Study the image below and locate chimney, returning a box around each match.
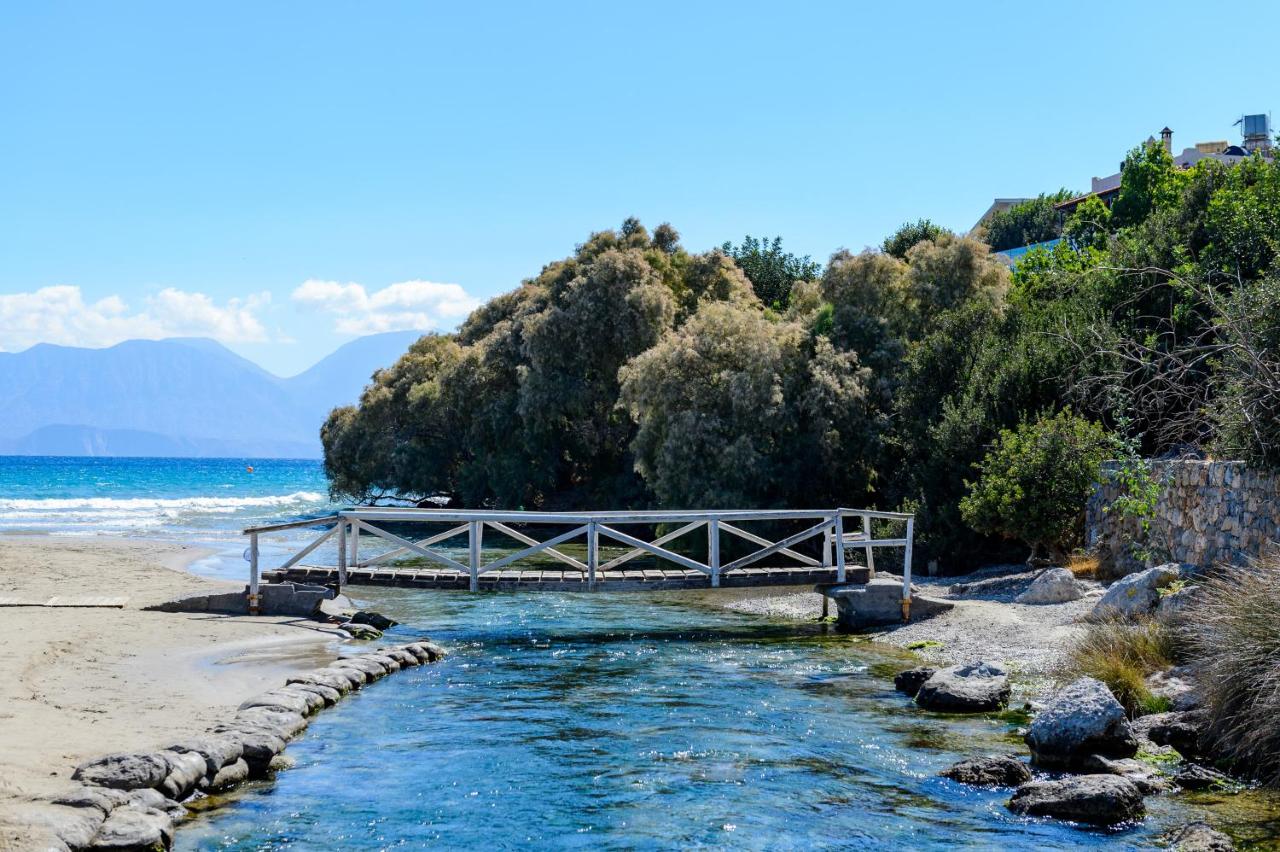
[1160,126,1173,154]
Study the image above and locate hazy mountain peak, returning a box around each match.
[0,332,419,458]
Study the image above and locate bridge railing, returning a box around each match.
[242,507,914,611]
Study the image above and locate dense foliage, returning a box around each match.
[959,410,1110,558]
[323,145,1280,570]
[980,190,1074,252]
[720,236,820,309]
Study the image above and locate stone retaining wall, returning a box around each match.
[1087,460,1280,577]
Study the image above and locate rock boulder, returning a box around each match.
[893,667,935,698]
[1092,564,1183,620]
[1007,775,1145,825]
[1145,710,1209,759]
[350,610,398,630]
[72,752,169,791]
[90,804,175,850]
[1169,821,1234,851]
[1173,764,1232,791]
[1015,567,1083,604]
[915,662,1010,713]
[940,755,1031,787]
[1025,677,1137,768]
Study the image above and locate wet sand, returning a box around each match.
[0,535,341,841]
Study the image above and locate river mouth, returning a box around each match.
[175,589,1280,850]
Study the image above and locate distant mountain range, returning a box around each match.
[0,332,421,458]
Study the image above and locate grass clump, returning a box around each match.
[1063,617,1175,717]
[1066,553,1100,579]
[906,640,944,650]
[1180,557,1280,786]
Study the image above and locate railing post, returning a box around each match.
[863,513,875,578]
[336,518,348,591]
[833,512,846,584]
[469,520,482,592]
[823,526,833,568]
[902,517,914,621]
[248,532,260,615]
[587,520,598,591]
[709,519,720,587]
[350,520,359,569]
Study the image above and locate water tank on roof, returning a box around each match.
[1242,114,1270,138]
[1239,113,1272,153]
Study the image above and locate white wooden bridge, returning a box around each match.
[245,507,914,611]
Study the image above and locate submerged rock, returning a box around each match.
[350,610,398,630]
[338,622,382,640]
[1092,564,1183,620]
[1025,677,1137,768]
[893,667,935,698]
[1169,821,1234,851]
[1015,567,1083,604]
[1080,754,1172,794]
[915,662,1010,712]
[940,755,1031,787]
[1007,774,1145,825]
[1173,764,1233,791]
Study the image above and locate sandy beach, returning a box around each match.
[0,535,342,842]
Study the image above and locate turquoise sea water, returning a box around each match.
[0,455,337,578]
[3,457,1276,849]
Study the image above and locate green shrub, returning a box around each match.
[1180,557,1280,784]
[959,409,1110,560]
[1063,618,1175,717]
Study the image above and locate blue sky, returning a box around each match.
[1,1,1276,375]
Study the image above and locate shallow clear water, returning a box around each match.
[5,457,1276,849]
[172,589,1277,851]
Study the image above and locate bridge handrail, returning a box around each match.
[241,506,914,616]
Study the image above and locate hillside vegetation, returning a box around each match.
[323,144,1280,569]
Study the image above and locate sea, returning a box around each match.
[3,456,1275,850]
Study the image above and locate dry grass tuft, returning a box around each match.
[1063,618,1175,717]
[1180,556,1280,785]
[1066,553,1100,579]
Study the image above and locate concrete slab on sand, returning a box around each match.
[822,577,954,631]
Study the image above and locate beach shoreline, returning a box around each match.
[0,533,342,844]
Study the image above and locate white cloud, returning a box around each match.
[0,285,270,352]
[291,278,481,336]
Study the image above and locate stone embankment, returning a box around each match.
[1088,460,1280,578]
[13,639,446,851]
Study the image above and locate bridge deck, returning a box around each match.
[264,564,873,592]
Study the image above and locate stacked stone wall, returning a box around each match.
[1087,460,1280,576]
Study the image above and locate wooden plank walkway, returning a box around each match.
[262,564,873,592]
